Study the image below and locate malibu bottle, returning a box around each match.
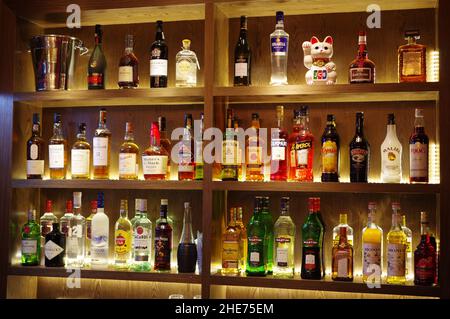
[246,197,266,276]
[350,112,370,183]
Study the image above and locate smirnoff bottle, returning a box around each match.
[381,114,402,183]
[270,11,289,85]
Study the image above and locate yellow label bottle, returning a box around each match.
[386,202,407,285]
[362,202,383,283]
[114,200,132,269]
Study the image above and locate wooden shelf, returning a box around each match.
[213,83,440,104]
[210,273,440,298]
[11,179,203,190]
[8,265,201,284]
[13,88,205,108]
[212,181,440,194]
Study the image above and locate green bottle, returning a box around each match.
[246,197,266,276]
[21,209,41,266]
[260,196,274,274]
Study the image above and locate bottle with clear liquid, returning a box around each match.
[60,200,74,237]
[114,199,132,269]
[177,202,197,273]
[66,192,86,268]
[270,11,289,86]
[132,199,152,271]
[401,214,413,279]
[332,213,354,247]
[362,202,383,283]
[386,202,407,285]
[273,197,295,278]
[91,192,109,269]
[85,200,97,265]
[381,113,402,183]
[176,39,199,87]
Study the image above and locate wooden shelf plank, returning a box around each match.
[210,274,440,297]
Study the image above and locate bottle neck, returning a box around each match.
[339,227,348,244]
[32,124,41,137]
[299,115,309,131]
[407,37,416,45]
[95,35,102,46]
[276,114,285,130]
[156,28,164,41]
[391,210,401,229]
[414,117,425,132]
[339,214,348,225]
[357,37,368,59]
[386,123,397,137]
[239,28,248,41]
[53,122,63,137]
[355,118,364,136]
[367,209,376,225]
[124,129,134,142]
[275,21,284,30]
[180,206,194,243]
[160,205,168,219]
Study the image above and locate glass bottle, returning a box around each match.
[234,117,245,181]
[21,209,41,266]
[71,123,91,180]
[66,192,86,268]
[142,122,169,180]
[321,114,340,182]
[381,113,402,183]
[221,109,238,181]
[158,117,173,178]
[154,199,172,271]
[26,113,45,179]
[40,200,58,238]
[176,39,199,87]
[409,108,429,183]
[178,114,195,180]
[246,197,267,276]
[88,24,106,90]
[260,197,274,274]
[270,11,289,86]
[44,223,66,267]
[93,109,112,179]
[85,200,97,265]
[235,207,247,271]
[331,226,354,281]
[234,15,251,86]
[222,208,241,275]
[119,122,140,180]
[401,214,413,279]
[349,112,370,183]
[194,113,204,180]
[414,211,437,286]
[118,34,139,89]
[132,199,152,271]
[246,113,264,181]
[60,199,74,236]
[177,202,197,273]
[349,30,376,83]
[150,20,168,88]
[386,202,407,285]
[48,113,67,180]
[332,213,353,247]
[114,199,132,269]
[91,192,109,269]
[273,197,295,278]
[398,30,426,83]
[270,106,288,181]
[362,202,383,283]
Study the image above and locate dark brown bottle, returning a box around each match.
[27,113,45,179]
[44,223,66,267]
[154,199,172,271]
[118,34,139,89]
[234,16,251,86]
[349,112,370,183]
[150,21,168,88]
[321,114,340,182]
[88,24,106,90]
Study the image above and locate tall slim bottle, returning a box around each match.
[273,197,295,278]
[301,198,324,279]
[401,214,413,279]
[178,114,195,180]
[40,200,58,265]
[118,34,139,89]
[150,20,168,88]
[194,113,204,180]
[27,113,45,179]
[386,202,407,285]
[93,109,111,179]
[154,199,172,271]
[114,199,132,269]
[260,197,274,274]
[246,197,266,276]
[48,113,67,179]
[85,200,97,265]
[132,199,152,271]
[270,11,289,85]
[66,192,86,268]
[221,109,238,181]
[409,108,429,183]
[91,192,109,269]
[246,113,264,181]
[362,202,383,283]
[350,112,370,183]
[177,202,197,273]
[270,106,288,181]
[235,207,247,272]
[321,114,340,182]
[60,199,74,236]
[222,208,241,275]
[88,24,106,90]
[234,16,251,86]
[381,113,402,183]
[71,123,91,180]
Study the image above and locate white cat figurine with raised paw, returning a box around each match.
[302,36,337,85]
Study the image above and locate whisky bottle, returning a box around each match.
[142,122,169,180]
[381,114,402,183]
[246,113,264,181]
[410,108,429,183]
[88,24,106,90]
[177,202,197,273]
[48,113,67,180]
[85,200,97,265]
[270,106,288,181]
[332,213,354,247]
[321,114,340,182]
[178,114,195,180]
[273,197,295,278]
[398,30,427,83]
[349,112,370,183]
[154,199,172,271]
[118,34,139,89]
[114,199,132,269]
[362,202,383,283]
[349,30,376,83]
[270,11,289,85]
[401,214,413,279]
[132,199,152,271]
[414,211,437,286]
[150,20,168,88]
[221,109,238,181]
[93,109,112,179]
[91,192,109,269]
[246,197,267,276]
[158,117,172,178]
[222,208,241,275]
[44,223,66,267]
[194,113,204,180]
[27,113,45,179]
[331,226,354,281]
[234,16,251,86]
[71,123,91,179]
[119,122,140,180]
[21,209,41,266]
[386,202,407,285]
[176,39,199,87]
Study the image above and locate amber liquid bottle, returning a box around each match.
[27,113,45,179]
[331,226,354,281]
[118,34,139,89]
[349,30,376,84]
[142,122,169,180]
[93,109,112,179]
[221,109,239,181]
[321,114,340,182]
[158,117,172,178]
[154,199,172,271]
[246,113,264,181]
[48,113,67,180]
[119,122,140,180]
[71,123,91,180]
[398,30,427,83]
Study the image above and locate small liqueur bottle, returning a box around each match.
[401,214,413,279]
[270,106,288,181]
[234,15,251,86]
[71,123,91,180]
[349,30,376,83]
[332,213,354,247]
[119,122,140,180]
[381,114,402,183]
[349,112,370,183]
[27,113,45,179]
[85,200,97,265]
[362,202,383,283]
[158,116,172,178]
[118,34,139,89]
[93,109,112,179]
[398,30,427,83]
[222,208,241,275]
[270,11,289,85]
[409,108,429,183]
[60,199,74,236]
[91,192,109,269]
[246,197,267,276]
[273,197,295,278]
[288,106,314,182]
[21,209,41,266]
[386,202,407,285]
[178,114,195,180]
[221,109,239,181]
[132,199,152,271]
[114,199,132,269]
[150,20,168,88]
[154,199,172,271]
[194,113,204,180]
[246,113,264,181]
[176,39,199,87]
[321,114,340,182]
[66,192,86,268]
[88,24,106,90]
[414,211,437,286]
[177,202,197,273]
[142,122,169,180]
[48,113,67,180]
[44,223,66,267]
[331,226,354,281]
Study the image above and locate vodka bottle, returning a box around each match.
[66,192,86,268]
[91,192,109,269]
[270,11,289,86]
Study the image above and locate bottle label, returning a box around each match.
[235,62,248,77]
[154,232,171,265]
[350,148,368,170]
[336,251,349,278]
[70,225,83,238]
[223,140,238,165]
[290,141,312,167]
[93,137,109,167]
[321,140,338,173]
[30,144,39,160]
[382,145,401,179]
[88,73,104,86]
[71,149,90,176]
[133,226,151,256]
[22,239,37,254]
[305,254,316,270]
[363,243,381,276]
[40,221,53,237]
[387,243,406,277]
[349,67,372,82]
[415,257,435,282]
[247,146,262,165]
[271,36,288,56]
[118,66,133,83]
[91,232,109,260]
[66,237,79,255]
[402,51,422,76]
[150,59,168,76]
[49,144,65,169]
[222,240,239,269]
[119,153,137,176]
[250,251,260,263]
[115,229,131,255]
[195,140,203,164]
[410,143,428,178]
[276,247,288,267]
[44,240,64,260]
[178,143,194,172]
[27,160,44,176]
[248,236,264,267]
[271,138,287,161]
[142,155,168,175]
[176,60,196,82]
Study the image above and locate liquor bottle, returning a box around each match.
[119,122,140,180]
[154,199,172,271]
[71,123,91,180]
[114,199,132,269]
[321,114,340,182]
[150,20,168,88]
[246,197,266,276]
[177,202,197,273]
[85,200,97,265]
[349,112,370,183]
[221,109,239,181]
[44,223,65,267]
[132,199,152,271]
[288,106,314,182]
[410,108,429,183]
[91,192,109,269]
[362,202,383,283]
[222,208,241,275]
[26,113,45,179]
[332,213,354,247]
[273,197,295,278]
[48,113,67,180]
[143,122,169,180]
[301,197,324,280]
[246,113,264,181]
[331,226,354,281]
[158,116,173,178]
[88,24,106,90]
[176,39,199,87]
[381,114,402,183]
[21,209,41,266]
[66,192,86,268]
[414,211,437,286]
[118,34,139,89]
[386,202,407,285]
[315,200,326,278]
[194,113,204,180]
[260,197,274,274]
[40,200,58,260]
[349,30,376,83]
[178,114,195,180]
[234,16,251,86]
[270,11,289,86]
[235,207,247,271]
[270,106,288,181]
[93,109,111,179]
[398,30,426,83]
[401,214,413,279]
[234,117,245,181]
[60,200,74,236]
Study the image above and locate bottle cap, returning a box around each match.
[415,108,424,118]
[158,116,166,132]
[308,197,315,211]
[125,122,133,133]
[53,113,61,123]
[182,39,191,49]
[392,202,401,210]
[32,113,40,124]
[327,114,335,122]
[90,200,97,210]
[45,199,52,212]
[240,16,248,29]
[251,113,259,120]
[420,211,428,223]
[368,202,377,210]
[73,192,82,208]
[300,105,309,116]
[97,192,105,209]
[184,202,191,209]
[280,197,290,211]
[95,24,102,36]
[388,113,395,124]
[404,30,420,39]
[276,11,284,24]
[276,105,284,117]
[79,123,87,133]
[184,113,193,128]
[156,20,163,26]
[314,197,321,212]
[161,199,168,206]
[136,199,147,212]
[28,209,36,221]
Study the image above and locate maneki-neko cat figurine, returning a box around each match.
[302,36,337,85]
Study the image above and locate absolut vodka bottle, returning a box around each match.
[270,11,289,86]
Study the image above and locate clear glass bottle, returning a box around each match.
[332,213,354,247]
[119,122,140,180]
[235,207,247,271]
[26,113,45,179]
[177,202,197,273]
[401,214,413,280]
[60,200,74,237]
[221,109,239,181]
[386,202,407,285]
[48,113,67,180]
[270,11,289,85]
[21,209,41,266]
[222,208,241,275]
[260,197,274,274]
[362,202,383,283]
[142,122,169,180]
[273,197,295,278]
[114,199,132,269]
[118,34,139,89]
[71,123,91,180]
[176,39,199,87]
[398,30,426,83]
[381,113,402,183]
[91,192,109,269]
[65,192,86,268]
[93,109,112,179]
[85,200,97,265]
[132,199,152,271]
